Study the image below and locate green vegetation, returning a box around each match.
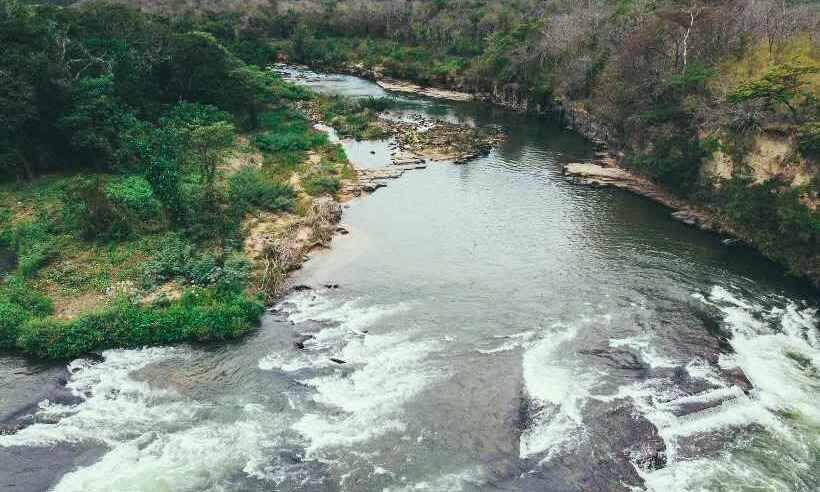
[721,177,819,279]
[16,287,264,360]
[0,0,354,359]
[310,95,395,140]
[0,0,818,364]
[214,0,816,285]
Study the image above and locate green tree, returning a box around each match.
[729,64,820,123]
[58,76,140,169]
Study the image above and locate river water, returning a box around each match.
[1,69,818,492]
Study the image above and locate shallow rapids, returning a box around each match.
[1,68,817,492]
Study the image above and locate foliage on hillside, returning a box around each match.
[0,0,355,358]
[141,0,818,283]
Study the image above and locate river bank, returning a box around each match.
[1,65,818,492]
[295,61,818,290]
[254,92,506,296]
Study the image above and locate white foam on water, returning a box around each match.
[0,347,292,491]
[519,323,596,461]
[258,351,330,372]
[0,347,191,448]
[383,466,482,492]
[260,292,411,372]
[633,285,820,490]
[54,419,270,492]
[639,455,794,492]
[609,334,677,368]
[271,292,441,456]
[278,292,411,346]
[476,330,535,354]
[293,332,443,454]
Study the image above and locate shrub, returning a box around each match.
[62,176,124,240]
[142,233,253,287]
[228,167,296,213]
[0,301,27,349]
[797,122,820,159]
[723,177,819,274]
[142,232,195,284]
[105,175,163,222]
[0,275,53,316]
[631,135,708,194]
[15,287,264,359]
[303,174,340,196]
[355,97,399,113]
[12,218,57,277]
[0,275,53,350]
[253,129,327,152]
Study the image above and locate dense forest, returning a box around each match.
[0,0,818,358]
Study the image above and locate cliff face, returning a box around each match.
[703,133,816,199]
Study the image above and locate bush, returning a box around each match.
[723,177,819,274]
[12,218,57,277]
[355,97,399,113]
[15,287,265,359]
[105,175,163,222]
[0,275,53,316]
[0,275,53,349]
[228,167,296,213]
[142,232,195,284]
[303,174,340,196]
[142,233,254,287]
[253,129,328,152]
[63,176,130,240]
[797,122,820,158]
[0,301,27,349]
[631,135,708,194]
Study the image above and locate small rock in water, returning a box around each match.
[292,284,312,292]
[580,348,646,371]
[330,358,347,365]
[324,283,340,289]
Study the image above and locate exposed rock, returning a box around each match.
[329,358,347,365]
[377,78,475,102]
[563,162,732,236]
[579,348,646,371]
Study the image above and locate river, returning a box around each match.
[0,68,818,492]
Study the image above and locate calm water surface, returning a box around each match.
[1,69,817,492]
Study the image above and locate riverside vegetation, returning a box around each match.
[1,0,818,358]
[0,0,498,360]
[113,0,818,287]
[0,0,397,359]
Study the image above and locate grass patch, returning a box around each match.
[15,286,264,360]
[229,167,297,213]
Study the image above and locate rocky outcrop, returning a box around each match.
[562,161,731,235]
[558,101,612,146]
[340,163,428,199]
[376,78,474,102]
